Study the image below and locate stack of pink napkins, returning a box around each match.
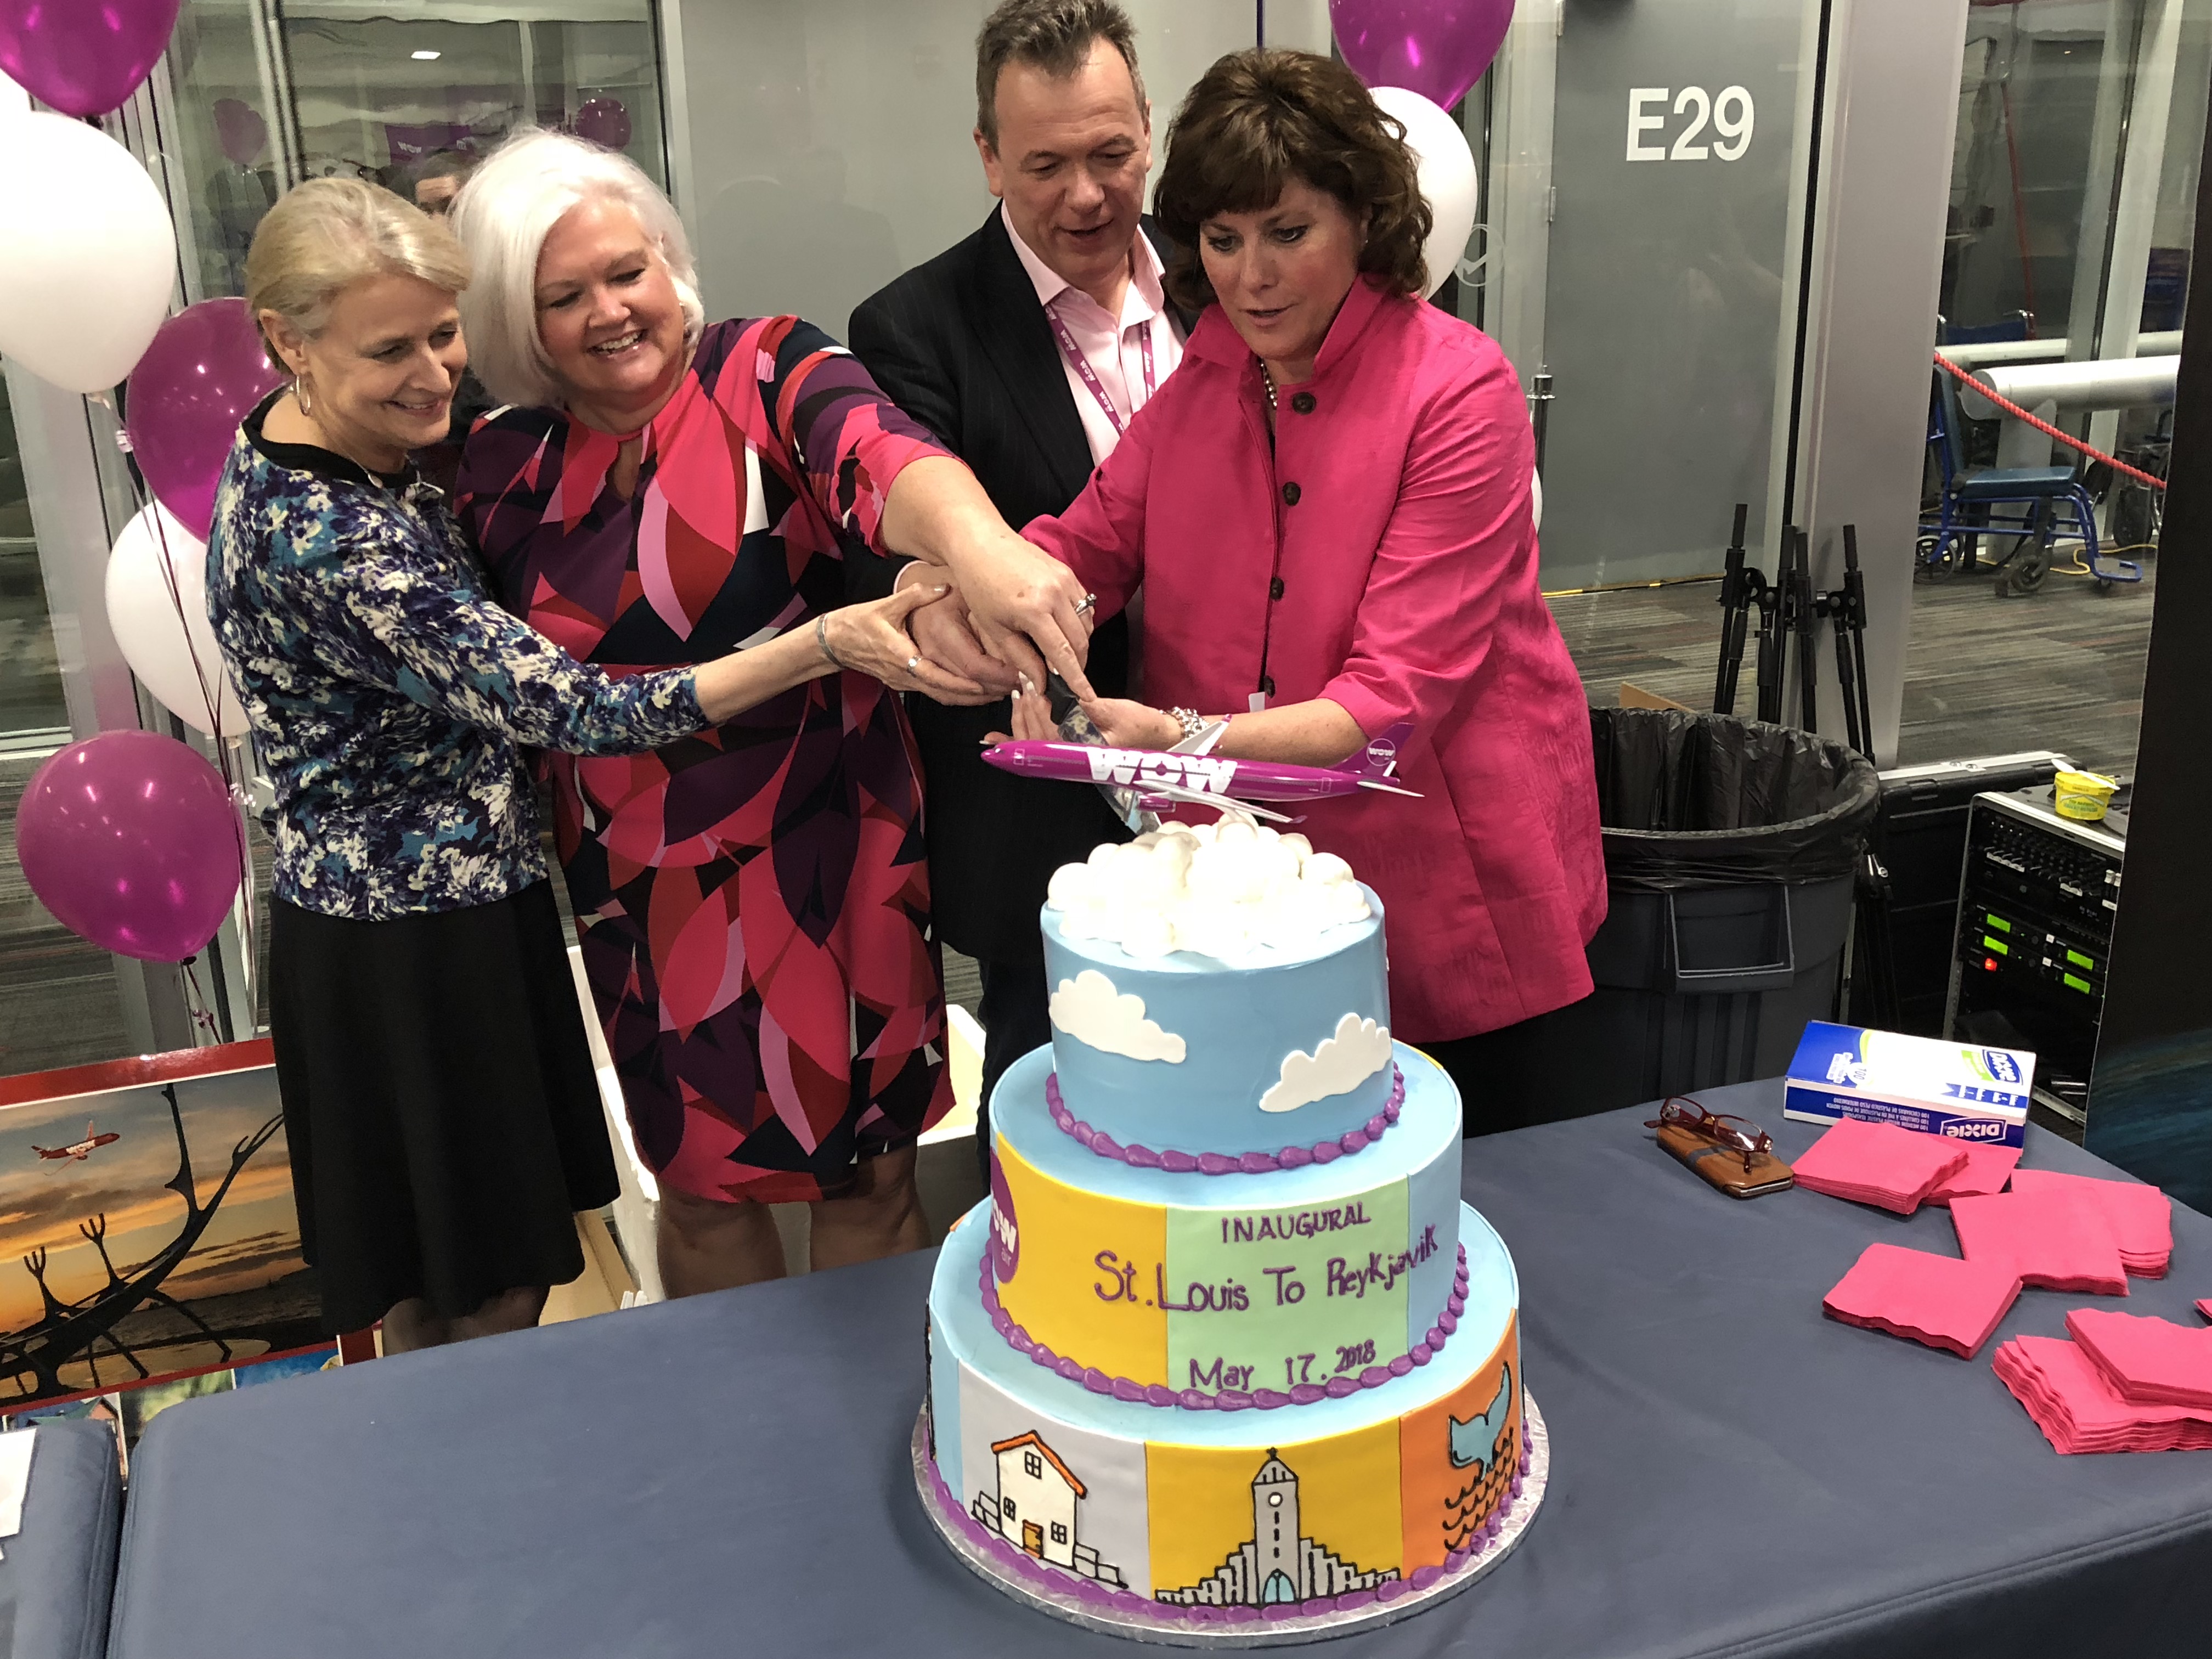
[2066,1309,2212,1408]
[1822,1242,2022,1357]
[1790,1120,1968,1215]
[1994,1332,2212,1453]
[2008,1170,2172,1277]
[1949,1188,2130,1295]
[1925,1142,2023,1206]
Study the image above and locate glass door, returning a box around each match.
[1474,0,1828,590]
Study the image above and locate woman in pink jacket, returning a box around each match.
[998,48,1605,1132]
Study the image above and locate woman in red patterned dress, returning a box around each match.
[453,131,1092,1294]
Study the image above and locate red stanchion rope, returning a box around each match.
[1933,349,2168,492]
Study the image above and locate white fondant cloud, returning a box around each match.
[1259,1012,1391,1113]
[1045,815,1370,963]
[1049,969,1188,1064]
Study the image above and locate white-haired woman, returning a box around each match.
[452,129,1089,1295]
[208,177,960,1350]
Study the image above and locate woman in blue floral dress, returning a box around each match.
[210,179,967,1348]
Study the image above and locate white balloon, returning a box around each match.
[105,503,249,736]
[1370,87,1480,302]
[0,112,177,392]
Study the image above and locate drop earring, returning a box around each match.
[294,377,313,417]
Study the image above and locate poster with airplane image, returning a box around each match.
[0,1041,320,1405]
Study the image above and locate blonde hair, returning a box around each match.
[447,128,705,411]
[244,178,472,373]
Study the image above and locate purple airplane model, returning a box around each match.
[980,718,1420,825]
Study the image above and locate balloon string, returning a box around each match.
[138,481,235,748]
[125,460,261,1039]
[180,957,223,1043]
[227,754,259,1036]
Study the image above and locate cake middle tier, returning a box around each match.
[989,1043,1465,1402]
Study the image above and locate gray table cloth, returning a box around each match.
[1,1419,121,1659]
[108,1081,2212,1657]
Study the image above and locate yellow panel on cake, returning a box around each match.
[1146,1421,1404,1607]
[992,1124,1169,1386]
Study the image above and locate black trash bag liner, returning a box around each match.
[1590,707,1879,892]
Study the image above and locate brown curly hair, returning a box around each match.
[1153,49,1431,313]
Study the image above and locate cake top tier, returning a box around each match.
[1035,820,1394,1159]
[1045,815,1372,968]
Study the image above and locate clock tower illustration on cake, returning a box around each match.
[1156,1450,1397,1608]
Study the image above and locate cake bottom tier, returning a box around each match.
[924,1197,1530,1633]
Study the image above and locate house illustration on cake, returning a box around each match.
[1156,1449,1398,1607]
[969,1432,1127,1588]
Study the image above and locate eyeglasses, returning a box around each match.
[1643,1096,1775,1166]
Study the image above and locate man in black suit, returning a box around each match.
[849,0,1187,1172]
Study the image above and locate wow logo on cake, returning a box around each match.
[989,1150,1021,1283]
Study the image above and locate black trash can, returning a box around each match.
[1542,708,1880,1120]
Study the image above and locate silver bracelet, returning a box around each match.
[1170,706,1205,743]
[815,613,849,671]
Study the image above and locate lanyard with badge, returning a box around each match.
[1043,304,1156,437]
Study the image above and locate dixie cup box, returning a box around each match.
[1782,1022,2035,1148]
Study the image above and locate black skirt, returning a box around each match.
[269,881,619,1333]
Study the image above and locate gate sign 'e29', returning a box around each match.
[1627,87,1754,162]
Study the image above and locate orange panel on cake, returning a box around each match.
[1397,1312,1521,1572]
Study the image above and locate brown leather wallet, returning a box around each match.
[1655,1122,1795,1198]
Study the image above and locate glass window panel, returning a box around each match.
[1942,14,2111,340]
[0,374,69,742]
[157,1,280,300]
[275,4,666,196]
[1492,0,1826,589]
[674,1,1259,343]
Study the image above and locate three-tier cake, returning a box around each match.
[916,817,1545,1643]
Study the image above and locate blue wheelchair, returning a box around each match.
[1920,317,2142,597]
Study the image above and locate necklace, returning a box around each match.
[1259,360,1278,411]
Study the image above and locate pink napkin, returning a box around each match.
[1790,1120,1969,1215]
[2007,1170,2172,1277]
[1994,1334,2212,1453]
[2065,1309,2212,1409]
[1949,1189,2129,1295]
[1822,1242,2022,1358]
[1925,1142,2024,1206]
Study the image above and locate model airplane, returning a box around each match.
[33,1120,121,1162]
[981,719,1420,825]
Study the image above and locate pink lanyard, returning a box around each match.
[1045,302,1156,436]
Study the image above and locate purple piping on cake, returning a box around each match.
[978,1245,1470,1411]
[1046,1068,1405,1172]
[921,1434,1521,1628]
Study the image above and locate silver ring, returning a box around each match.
[906,654,921,673]
[1074,593,1097,616]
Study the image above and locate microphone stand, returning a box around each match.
[1712,503,1753,715]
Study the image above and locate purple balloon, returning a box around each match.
[0,0,182,118]
[573,97,632,150]
[126,298,286,540]
[16,731,243,963]
[213,97,269,166]
[1330,0,1516,112]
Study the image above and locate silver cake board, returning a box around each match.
[912,1395,1550,1648]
